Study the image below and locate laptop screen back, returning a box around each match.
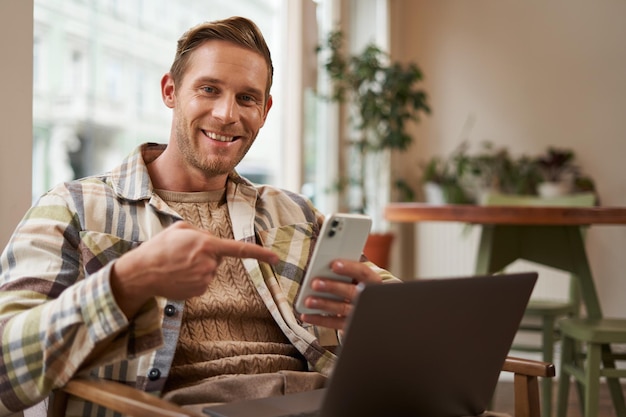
[319,272,537,417]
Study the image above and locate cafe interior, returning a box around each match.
[1,1,626,417]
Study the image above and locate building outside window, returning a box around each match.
[33,0,387,218]
[32,0,286,199]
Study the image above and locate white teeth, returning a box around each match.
[205,131,234,142]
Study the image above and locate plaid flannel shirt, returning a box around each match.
[0,143,397,416]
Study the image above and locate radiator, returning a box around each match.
[414,222,570,302]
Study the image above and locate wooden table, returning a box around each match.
[384,203,626,320]
[386,203,626,416]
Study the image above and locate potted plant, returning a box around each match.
[425,141,517,204]
[421,143,471,204]
[421,141,546,204]
[458,141,514,202]
[533,146,599,199]
[502,155,543,196]
[534,147,579,197]
[318,30,431,267]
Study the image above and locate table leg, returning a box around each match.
[476,224,602,318]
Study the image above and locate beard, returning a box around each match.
[174,115,255,178]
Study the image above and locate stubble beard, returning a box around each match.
[175,118,254,178]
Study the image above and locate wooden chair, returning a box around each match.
[481,192,596,417]
[52,356,555,417]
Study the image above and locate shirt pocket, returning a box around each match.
[257,222,318,290]
[79,231,141,275]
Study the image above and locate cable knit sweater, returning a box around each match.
[155,189,307,395]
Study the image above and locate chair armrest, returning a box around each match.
[57,357,555,417]
[58,378,199,417]
[502,356,555,417]
[503,356,556,378]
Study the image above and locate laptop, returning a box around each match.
[202,272,537,417]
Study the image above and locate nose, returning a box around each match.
[212,94,239,124]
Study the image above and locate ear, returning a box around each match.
[161,73,176,109]
[260,95,273,127]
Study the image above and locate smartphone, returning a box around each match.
[294,213,372,315]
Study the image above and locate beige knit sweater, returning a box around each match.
[156,189,308,394]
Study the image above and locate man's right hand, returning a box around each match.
[110,221,279,318]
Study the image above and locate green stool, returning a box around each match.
[511,298,579,417]
[556,318,626,417]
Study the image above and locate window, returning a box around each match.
[33,0,289,197]
[305,0,390,215]
[33,0,389,218]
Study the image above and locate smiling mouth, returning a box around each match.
[203,130,236,143]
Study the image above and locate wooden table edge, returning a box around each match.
[384,203,626,225]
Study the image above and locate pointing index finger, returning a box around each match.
[217,239,279,265]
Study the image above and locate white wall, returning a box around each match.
[0,0,33,248]
[390,0,626,317]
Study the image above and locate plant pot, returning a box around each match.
[363,232,394,270]
[423,182,446,204]
[423,182,469,205]
[537,181,571,198]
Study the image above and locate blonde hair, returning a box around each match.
[169,16,274,102]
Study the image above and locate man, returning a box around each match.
[0,16,396,416]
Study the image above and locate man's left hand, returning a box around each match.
[299,259,382,331]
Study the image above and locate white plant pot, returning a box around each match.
[423,182,446,204]
[537,181,571,198]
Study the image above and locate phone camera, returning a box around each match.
[328,218,341,237]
